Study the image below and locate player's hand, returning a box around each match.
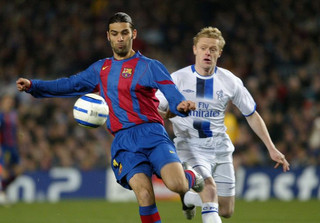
[177,100,196,113]
[269,148,290,172]
[16,78,31,91]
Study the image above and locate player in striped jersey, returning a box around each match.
[0,94,22,206]
[16,12,204,223]
[157,27,290,222]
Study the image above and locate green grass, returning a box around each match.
[0,199,319,223]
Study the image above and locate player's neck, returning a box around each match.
[195,64,215,76]
[114,49,136,60]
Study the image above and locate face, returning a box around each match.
[107,22,137,59]
[193,37,222,75]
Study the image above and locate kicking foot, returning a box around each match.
[182,162,204,192]
[181,194,196,220]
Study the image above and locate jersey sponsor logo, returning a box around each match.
[190,109,220,117]
[191,102,220,117]
[121,68,133,78]
[182,89,195,93]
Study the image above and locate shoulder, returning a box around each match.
[216,67,243,85]
[137,52,157,64]
[90,58,111,70]
[137,53,165,68]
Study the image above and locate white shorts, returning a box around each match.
[175,136,236,197]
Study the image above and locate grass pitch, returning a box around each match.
[0,199,319,223]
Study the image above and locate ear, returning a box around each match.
[218,49,223,58]
[106,31,110,41]
[132,29,137,40]
[193,45,197,55]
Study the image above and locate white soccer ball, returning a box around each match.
[73,93,109,128]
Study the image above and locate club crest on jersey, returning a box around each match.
[216,90,224,101]
[122,68,133,78]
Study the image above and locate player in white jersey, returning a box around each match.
[156,27,290,223]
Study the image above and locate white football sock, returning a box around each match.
[202,202,222,223]
[184,191,202,207]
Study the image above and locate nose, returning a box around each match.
[118,35,124,41]
[205,49,211,55]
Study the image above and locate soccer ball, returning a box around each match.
[73,93,109,128]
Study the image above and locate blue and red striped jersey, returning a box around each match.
[0,111,18,147]
[28,52,187,134]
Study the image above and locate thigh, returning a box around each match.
[148,142,181,177]
[112,150,152,190]
[177,149,213,180]
[213,162,235,197]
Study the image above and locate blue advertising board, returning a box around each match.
[6,166,320,202]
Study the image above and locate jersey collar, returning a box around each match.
[191,64,217,78]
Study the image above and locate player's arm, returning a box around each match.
[16,63,101,98]
[245,111,290,172]
[155,90,178,119]
[151,61,195,116]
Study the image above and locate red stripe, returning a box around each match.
[185,170,195,188]
[100,59,122,132]
[135,84,164,125]
[117,58,141,124]
[140,212,161,223]
[156,80,174,85]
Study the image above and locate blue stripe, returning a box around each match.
[244,104,257,117]
[193,120,212,138]
[191,64,196,73]
[74,106,107,118]
[75,119,100,128]
[204,78,213,99]
[74,106,88,113]
[196,77,213,99]
[196,78,205,98]
[202,210,218,214]
[130,60,149,122]
[215,181,235,184]
[139,204,158,215]
[81,95,104,104]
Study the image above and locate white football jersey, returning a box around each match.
[157,65,256,139]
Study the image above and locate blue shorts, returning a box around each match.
[111,122,181,189]
[0,145,20,166]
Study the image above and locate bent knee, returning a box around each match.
[166,180,188,194]
[220,208,234,218]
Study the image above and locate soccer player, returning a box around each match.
[16,12,204,222]
[0,94,22,206]
[157,27,290,222]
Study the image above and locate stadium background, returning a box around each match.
[1,0,320,218]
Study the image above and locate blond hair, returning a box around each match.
[193,27,226,50]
